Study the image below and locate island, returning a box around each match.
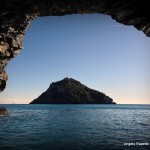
[30,77,116,104]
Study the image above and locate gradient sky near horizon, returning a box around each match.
[1,14,150,104]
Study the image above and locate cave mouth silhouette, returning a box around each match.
[0,0,150,92]
[1,13,148,105]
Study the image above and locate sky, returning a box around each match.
[0,14,150,104]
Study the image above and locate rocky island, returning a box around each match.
[30,78,116,104]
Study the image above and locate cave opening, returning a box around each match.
[1,14,150,104]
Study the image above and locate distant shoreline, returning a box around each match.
[1,103,150,105]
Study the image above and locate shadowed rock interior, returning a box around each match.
[0,0,150,91]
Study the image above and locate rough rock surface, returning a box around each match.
[0,107,8,115]
[30,77,115,104]
[0,0,150,91]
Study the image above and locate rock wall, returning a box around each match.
[0,0,150,91]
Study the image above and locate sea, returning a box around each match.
[0,104,149,150]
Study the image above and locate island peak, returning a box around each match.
[30,78,116,104]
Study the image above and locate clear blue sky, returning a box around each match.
[1,14,150,104]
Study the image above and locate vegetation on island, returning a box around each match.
[30,77,116,104]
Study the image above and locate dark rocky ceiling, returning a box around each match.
[0,0,150,91]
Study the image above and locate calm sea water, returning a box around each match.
[0,104,149,150]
